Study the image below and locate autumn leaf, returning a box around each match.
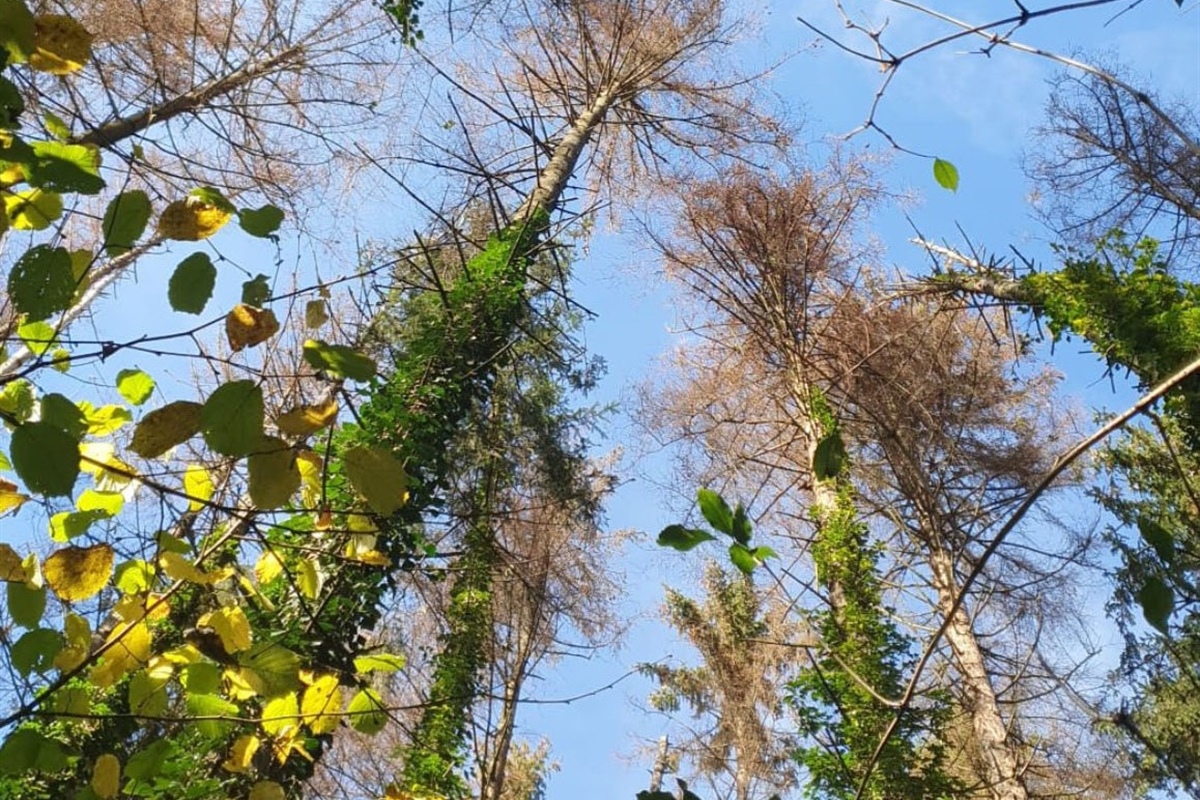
[222,734,261,774]
[157,197,232,241]
[343,444,408,515]
[28,14,93,75]
[183,464,214,512]
[199,606,253,654]
[301,673,342,734]
[90,753,120,799]
[276,397,338,437]
[226,304,280,351]
[43,543,114,602]
[129,401,202,459]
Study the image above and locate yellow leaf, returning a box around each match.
[79,442,137,491]
[0,543,25,581]
[350,550,391,567]
[296,450,323,509]
[91,753,120,799]
[199,606,252,654]
[261,692,299,737]
[5,188,62,230]
[248,436,300,509]
[53,611,91,671]
[254,551,284,585]
[0,477,29,518]
[276,398,338,437]
[91,620,151,687]
[129,400,202,460]
[249,781,286,800]
[29,14,92,75]
[43,543,113,602]
[224,666,258,700]
[159,551,233,586]
[301,674,342,734]
[112,593,169,622]
[343,444,409,515]
[226,304,280,352]
[222,734,261,774]
[183,464,213,512]
[296,559,321,600]
[157,198,232,241]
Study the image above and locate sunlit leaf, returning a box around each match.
[159,551,233,586]
[296,558,321,600]
[237,642,301,696]
[343,444,408,515]
[52,612,90,671]
[91,753,120,799]
[49,347,70,372]
[12,421,79,496]
[226,304,280,351]
[7,580,45,627]
[184,464,214,512]
[238,205,284,238]
[0,379,34,422]
[181,661,221,694]
[42,111,69,140]
[102,190,151,256]
[0,543,25,580]
[353,653,406,674]
[168,252,217,314]
[222,735,261,774]
[91,620,151,687]
[44,542,114,602]
[157,197,232,241]
[249,781,286,800]
[28,14,92,75]
[17,320,57,355]
[116,368,155,406]
[301,673,342,734]
[186,693,237,739]
[933,158,959,192]
[7,244,74,320]
[4,187,61,229]
[728,542,764,575]
[276,397,338,437]
[347,687,387,734]
[201,380,264,457]
[255,551,284,585]
[79,442,136,492]
[78,488,124,515]
[114,560,153,595]
[53,685,90,716]
[200,606,253,654]
[128,668,169,717]
[49,509,109,542]
[303,339,376,381]
[0,478,28,518]
[80,402,132,436]
[26,139,103,194]
[261,692,299,737]
[129,400,202,459]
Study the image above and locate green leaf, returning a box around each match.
[11,628,63,675]
[353,653,406,674]
[933,158,959,192]
[125,740,174,781]
[114,560,153,595]
[42,111,69,141]
[116,368,155,406]
[0,729,70,775]
[200,381,264,457]
[731,502,752,545]
[80,403,132,436]
[17,320,57,355]
[0,379,34,422]
[238,205,284,238]
[241,274,271,307]
[26,140,104,194]
[303,339,377,381]
[1137,517,1175,563]
[8,244,75,321]
[728,542,758,574]
[129,668,169,717]
[40,393,85,439]
[1137,575,1174,635]
[813,429,847,481]
[168,253,217,315]
[697,488,734,536]
[49,347,70,372]
[181,662,221,695]
[343,444,408,515]
[101,190,152,257]
[7,581,45,628]
[49,509,109,542]
[78,489,124,515]
[185,694,237,740]
[0,75,24,131]
[346,688,387,734]
[0,0,36,64]
[656,524,716,552]
[12,421,79,496]
[188,186,236,214]
[247,436,300,509]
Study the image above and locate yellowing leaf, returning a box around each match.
[157,197,232,241]
[183,464,214,512]
[261,692,299,737]
[224,666,259,700]
[301,674,342,734]
[222,734,261,774]
[305,299,329,329]
[0,477,28,517]
[226,304,280,352]
[5,187,62,230]
[159,551,232,586]
[249,781,286,800]
[276,398,338,437]
[129,400,202,459]
[347,687,387,734]
[343,445,408,515]
[77,488,124,516]
[29,14,92,75]
[296,559,321,600]
[91,753,120,799]
[296,450,323,509]
[254,551,284,585]
[53,612,90,671]
[0,543,25,581]
[43,543,114,602]
[199,606,252,654]
[248,436,300,509]
[91,620,151,687]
